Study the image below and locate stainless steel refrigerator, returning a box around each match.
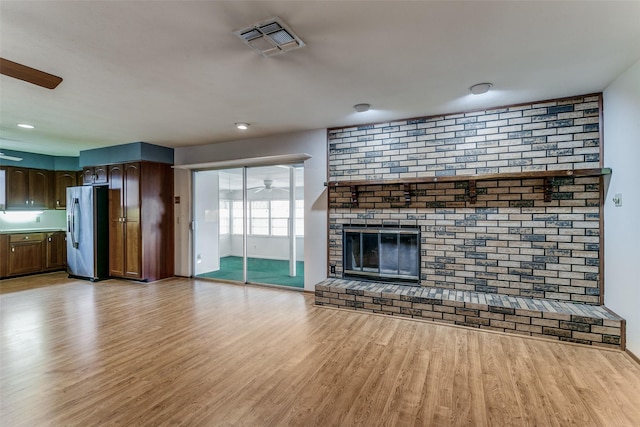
[66,185,109,281]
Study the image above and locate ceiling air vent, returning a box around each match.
[234,17,305,57]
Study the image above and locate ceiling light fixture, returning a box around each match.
[353,103,371,113]
[234,17,305,57]
[469,83,493,95]
[17,123,35,129]
[235,122,250,130]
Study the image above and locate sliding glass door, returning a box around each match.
[245,165,303,286]
[193,164,304,288]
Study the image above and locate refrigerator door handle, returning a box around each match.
[71,198,80,249]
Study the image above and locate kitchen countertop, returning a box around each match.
[0,228,65,234]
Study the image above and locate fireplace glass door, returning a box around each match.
[343,227,419,283]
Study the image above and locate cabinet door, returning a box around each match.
[46,232,66,269]
[123,163,141,279]
[8,235,45,276]
[94,165,109,184]
[108,164,125,277]
[82,167,95,185]
[0,235,8,278]
[28,169,50,209]
[6,167,30,208]
[54,171,77,209]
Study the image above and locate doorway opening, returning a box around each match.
[192,164,304,288]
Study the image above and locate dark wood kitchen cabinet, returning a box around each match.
[53,171,78,209]
[45,231,66,270]
[0,231,66,279]
[108,161,173,282]
[82,165,108,185]
[7,233,45,276]
[0,235,7,278]
[4,167,50,209]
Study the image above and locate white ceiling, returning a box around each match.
[1,1,639,157]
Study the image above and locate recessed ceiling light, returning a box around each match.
[469,83,493,95]
[353,103,371,113]
[235,122,250,130]
[17,123,34,129]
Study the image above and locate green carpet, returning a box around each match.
[197,256,304,288]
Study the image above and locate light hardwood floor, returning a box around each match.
[1,272,639,426]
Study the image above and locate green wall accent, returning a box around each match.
[0,149,79,170]
[79,142,174,167]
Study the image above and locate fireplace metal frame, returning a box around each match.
[342,226,420,283]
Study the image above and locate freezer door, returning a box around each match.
[66,186,96,278]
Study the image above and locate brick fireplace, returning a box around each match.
[316,93,626,349]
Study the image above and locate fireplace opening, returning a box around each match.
[343,227,420,283]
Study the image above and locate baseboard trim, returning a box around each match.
[626,348,640,365]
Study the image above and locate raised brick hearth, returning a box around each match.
[315,278,625,349]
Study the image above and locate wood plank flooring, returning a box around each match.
[1,272,639,426]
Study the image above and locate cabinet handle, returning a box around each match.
[26,200,29,206]
[31,200,34,205]
[11,247,15,252]
[24,236,29,240]
[48,237,52,242]
[56,200,60,206]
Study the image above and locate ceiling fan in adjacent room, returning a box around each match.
[251,179,275,193]
[0,57,63,89]
[248,179,289,195]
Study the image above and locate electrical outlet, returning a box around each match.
[330,264,336,274]
[612,193,622,207]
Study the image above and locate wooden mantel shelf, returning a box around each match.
[326,167,612,206]
[326,167,611,188]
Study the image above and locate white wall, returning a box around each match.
[173,168,191,277]
[173,129,328,292]
[193,171,220,275]
[603,59,640,355]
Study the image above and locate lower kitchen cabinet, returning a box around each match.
[7,233,45,276]
[46,231,66,270]
[0,231,67,279]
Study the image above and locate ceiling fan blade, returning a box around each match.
[0,152,23,161]
[0,57,63,89]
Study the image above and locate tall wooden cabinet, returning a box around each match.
[108,161,173,282]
